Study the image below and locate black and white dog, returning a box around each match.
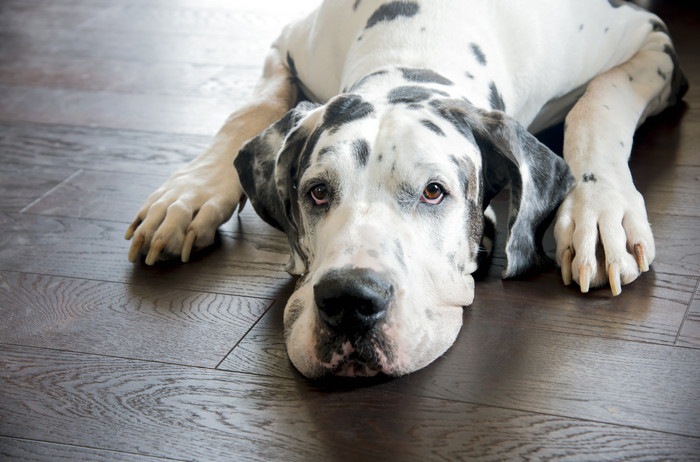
[126,0,687,378]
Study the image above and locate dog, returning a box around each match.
[125,0,687,378]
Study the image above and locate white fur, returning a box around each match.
[128,0,682,377]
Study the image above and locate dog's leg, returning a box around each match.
[554,26,686,295]
[125,48,298,264]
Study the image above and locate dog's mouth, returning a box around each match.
[318,338,394,377]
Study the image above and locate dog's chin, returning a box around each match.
[328,360,382,377]
[318,338,393,377]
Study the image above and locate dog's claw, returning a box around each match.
[634,243,649,272]
[124,219,140,240]
[561,248,573,286]
[608,262,622,296]
[579,265,591,293]
[145,239,165,266]
[182,229,196,263]
[128,234,145,262]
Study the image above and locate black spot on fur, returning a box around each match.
[420,119,446,136]
[347,70,389,93]
[429,100,478,143]
[393,239,407,270]
[318,146,336,159]
[296,127,324,186]
[388,86,435,104]
[663,44,689,105]
[470,43,487,66]
[650,19,670,35]
[353,0,362,11]
[657,67,668,80]
[399,68,453,85]
[352,138,371,167]
[286,53,298,81]
[365,1,419,29]
[608,0,645,11]
[582,173,597,183]
[489,82,506,111]
[323,94,375,132]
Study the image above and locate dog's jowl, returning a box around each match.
[126,0,687,378]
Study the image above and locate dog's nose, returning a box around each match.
[313,268,393,332]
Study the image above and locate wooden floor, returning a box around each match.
[1,0,699,460]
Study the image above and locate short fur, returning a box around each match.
[127,0,687,378]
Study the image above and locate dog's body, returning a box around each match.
[126,0,687,378]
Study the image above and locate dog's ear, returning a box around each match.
[235,101,322,275]
[432,100,574,278]
[474,110,574,277]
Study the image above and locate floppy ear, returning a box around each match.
[473,110,574,277]
[432,100,574,278]
[235,101,321,275]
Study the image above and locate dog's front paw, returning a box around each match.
[553,175,654,296]
[125,162,242,265]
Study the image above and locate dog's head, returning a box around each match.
[236,90,572,378]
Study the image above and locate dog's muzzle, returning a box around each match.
[313,267,394,334]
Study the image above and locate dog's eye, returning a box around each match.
[310,184,330,205]
[421,183,445,205]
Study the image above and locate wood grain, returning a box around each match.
[677,286,700,348]
[0,121,209,174]
[22,168,284,237]
[0,271,271,367]
[391,318,700,437]
[0,437,178,462]
[2,345,699,462]
[0,162,76,212]
[0,84,237,135]
[0,213,293,299]
[218,301,295,378]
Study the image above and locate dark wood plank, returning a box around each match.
[0,437,179,462]
[2,345,699,462]
[390,319,700,438]
[0,213,293,299]
[0,0,106,31]
[76,3,300,38]
[22,168,283,237]
[632,164,700,217]
[0,55,229,97]
[0,162,77,213]
[0,121,208,174]
[647,212,700,277]
[677,286,700,348]
[0,271,270,367]
[0,84,235,135]
[218,301,292,378]
[0,26,271,67]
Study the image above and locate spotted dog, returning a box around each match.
[125,0,687,378]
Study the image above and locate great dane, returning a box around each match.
[125,0,687,378]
